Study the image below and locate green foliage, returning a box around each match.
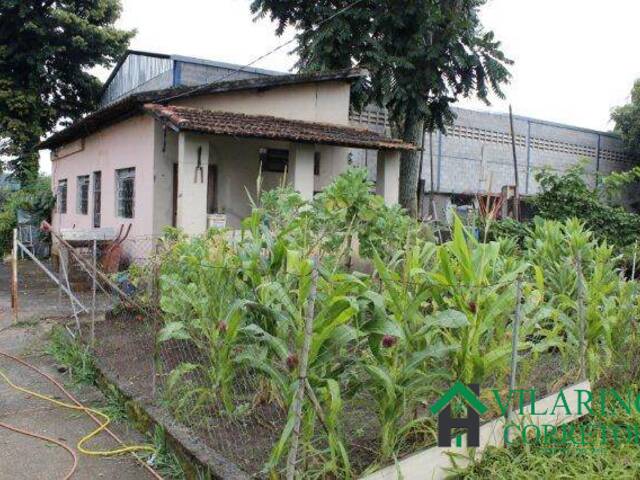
[314,167,413,262]
[529,165,640,248]
[0,175,55,254]
[250,0,511,214]
[149,426,186,480]
[0,0,133,183]
[148,170,637,477]
[482,218,529,246]
[47,326,97,385]
[526,218,637,379]
[612,79,640,159]
[459,403,640,478]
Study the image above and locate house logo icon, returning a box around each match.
[430,381,489,447]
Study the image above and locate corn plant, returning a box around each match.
[156,232,248,416]
[526,218,635,380]
[429,216,527,384]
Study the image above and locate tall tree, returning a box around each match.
[612,79,640,160]
[251,0,511,216]
[0,0,133,184]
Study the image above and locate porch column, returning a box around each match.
[376,149,400,205]
[291,143,315,200]
[177,132,209,235]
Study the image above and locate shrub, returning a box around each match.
[0,175,55,254]
[529,165,640,248]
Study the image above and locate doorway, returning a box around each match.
[172,163,178,227]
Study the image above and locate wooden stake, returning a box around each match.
[632,240,637,280]
[508,105,520,221]
[286,257,318,480]
[507,276,523,421]
[91,239,97,346]
[576,253,587,380]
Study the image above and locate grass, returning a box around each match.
[149,426,186,480]
[47,326,97,385]
[458,342,640,479]
[458,412,640,479]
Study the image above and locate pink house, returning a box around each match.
[39,56,413,252]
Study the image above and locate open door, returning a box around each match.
[207,164,217,214]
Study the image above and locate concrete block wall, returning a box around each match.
[350,105,637,207]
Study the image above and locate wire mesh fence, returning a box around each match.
[8,223,635,479]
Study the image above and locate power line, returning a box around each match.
[161,0,365,104]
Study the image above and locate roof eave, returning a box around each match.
[40,68,371,151]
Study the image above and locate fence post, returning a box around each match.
[576,253,587,380]
[91,239,97,346]
[507,276,523,422]
[632,240,637,280]
[286,256,318,480]
[11,228,18,323]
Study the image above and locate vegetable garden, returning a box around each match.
[90,168,640,479]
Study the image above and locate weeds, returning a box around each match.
[148,426,186,480]
[47,326,97,385]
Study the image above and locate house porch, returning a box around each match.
[148,105,413,235]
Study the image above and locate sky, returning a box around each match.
[40,0,640,172]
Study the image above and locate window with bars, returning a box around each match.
[57,179,67,214]
[115,167,135,218]
[76,175,89,214]
[93,171,101,228]
[259,148,289,172]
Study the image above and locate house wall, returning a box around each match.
[152,124,179,236]
[173,81,351,125]
[51,115,156,238]
[151,131,353,230]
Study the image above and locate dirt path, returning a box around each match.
[0,261,156,480]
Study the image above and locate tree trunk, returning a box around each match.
[398,111,424,217]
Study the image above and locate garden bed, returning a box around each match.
[83,170,638,479]
[90,310,571,478]
[91,312,390,476]
[92,312,278,477]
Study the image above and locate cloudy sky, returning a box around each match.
[41,0,640,171]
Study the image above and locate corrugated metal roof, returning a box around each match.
[41,68,368,150]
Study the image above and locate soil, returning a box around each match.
[90,311,390,476]
[92,313,286,477]
[90,310,571,478]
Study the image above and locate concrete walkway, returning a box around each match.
[0,261,156,480]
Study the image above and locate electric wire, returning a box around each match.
[160,0,366,104]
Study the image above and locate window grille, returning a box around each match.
[57,179,67,214]
[116,167,135,218]
[93,171,102,228]
[76,175,89,215]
